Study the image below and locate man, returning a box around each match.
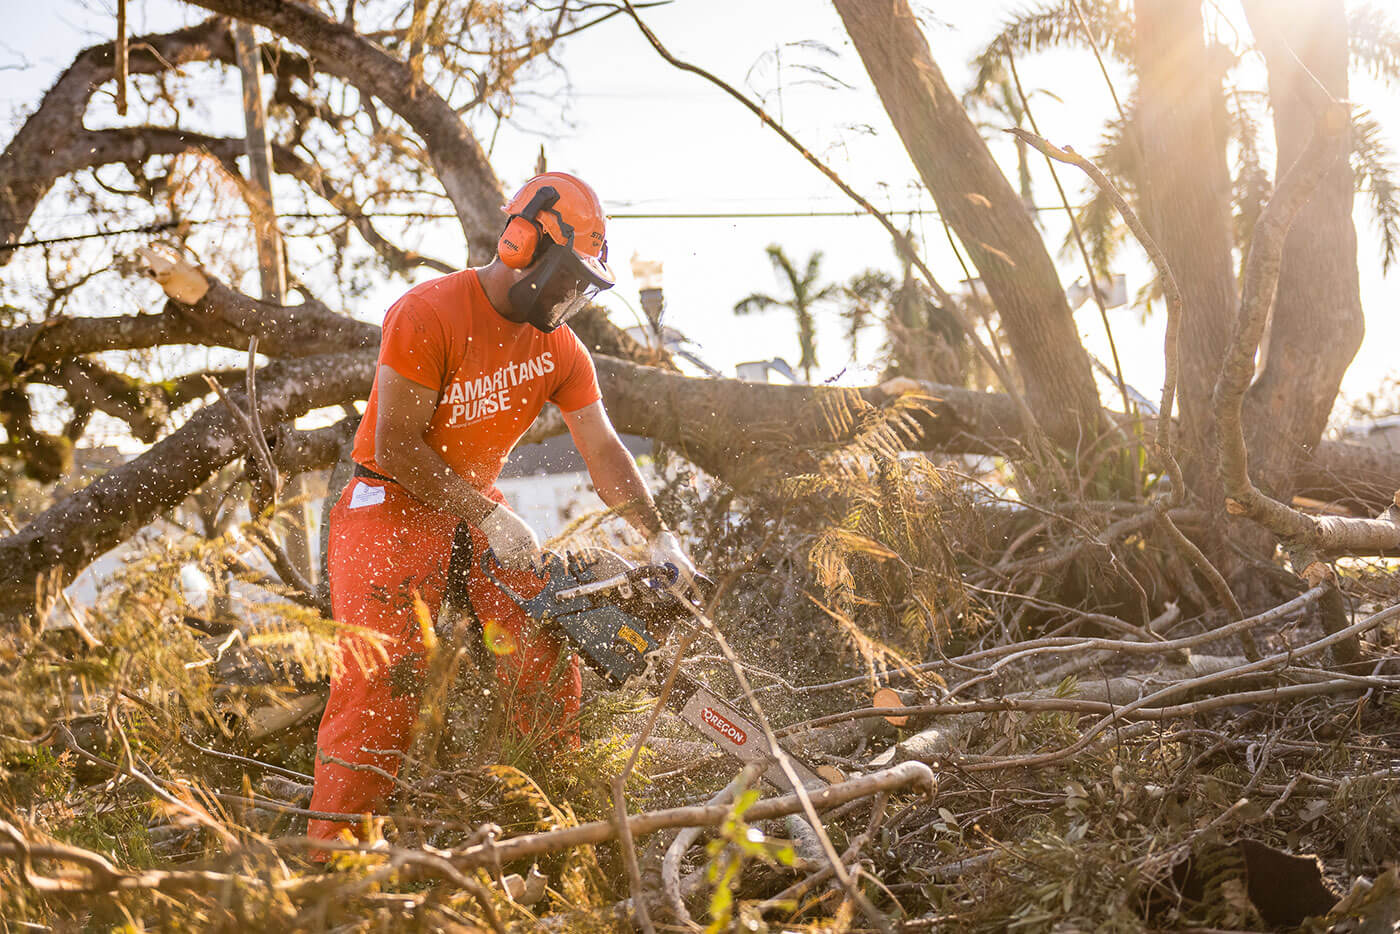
[308,171,695,847]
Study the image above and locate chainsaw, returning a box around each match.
[446,538,828,793]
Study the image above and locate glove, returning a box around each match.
[648,530,697,591]
[478,503,541,571]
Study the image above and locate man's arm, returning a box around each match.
[563,401,665,538]
[565,401,697,584]
[373,366,541,571]
[373,365,498,524]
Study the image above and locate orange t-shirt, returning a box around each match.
[351,269,601,491]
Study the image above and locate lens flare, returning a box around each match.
[482,619,517,656]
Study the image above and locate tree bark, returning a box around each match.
[1133,0,1238,505]
[1240,0,1364,501]
[832,0,1104,450]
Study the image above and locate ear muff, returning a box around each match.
[498,215,541,269]
[498,185,565,270]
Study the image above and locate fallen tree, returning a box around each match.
[4,3,1400,927]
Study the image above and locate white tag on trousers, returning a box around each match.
[348,481,386,509]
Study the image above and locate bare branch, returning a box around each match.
[181,0,505,260]
[445,762,935,870]
[0,18,235,262]
[0,350,376,620]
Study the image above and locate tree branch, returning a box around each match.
[0,18,235,262]
[181,0,505,260]
[30,124,455,277]
[0,350,376,620]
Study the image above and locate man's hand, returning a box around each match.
[479,504,542,571]
[649,530,697,590]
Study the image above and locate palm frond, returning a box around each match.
[841,269,895,357]
[969,0,1135,98]
[847,269,896,303]
[803,249,826,289]
[764,243,803,296]
[1349,2,1400,84]
[1353,114,1400,272]
[1061,108,1138,278]
[1069,189,1128,283]
[733,292,781,315]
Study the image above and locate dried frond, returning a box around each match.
[1064,108,1139,285]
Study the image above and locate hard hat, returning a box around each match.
[498,172,615,332]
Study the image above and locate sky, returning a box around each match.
[3,0,1398,425]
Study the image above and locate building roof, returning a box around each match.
[500,432,652,478]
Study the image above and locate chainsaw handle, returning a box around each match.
[477,548,554,613]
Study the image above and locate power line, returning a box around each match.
[609,209,931,219]
[2,201,1093,253]
[0,220,179,252]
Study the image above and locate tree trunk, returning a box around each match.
[0,353,1001,622]
[1240,0,1363,501]
[1133,0,1238,506]
[4,309,1398,623]
[832,0,1104,451]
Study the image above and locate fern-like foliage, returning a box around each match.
[793,399,981,670]
[1353,113,1400,272]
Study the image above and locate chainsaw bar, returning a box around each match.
[668,670,826,793]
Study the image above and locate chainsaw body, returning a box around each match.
[479,549,683,687]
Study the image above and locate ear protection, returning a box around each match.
[498,186,566,269]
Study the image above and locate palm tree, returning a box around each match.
[841,268,896,359]
[734,244,842,382]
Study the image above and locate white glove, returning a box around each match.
[648,530,697,590]
[479,504,541,571]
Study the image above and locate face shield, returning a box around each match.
[508,235,615,333]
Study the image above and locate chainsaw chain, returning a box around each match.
[620,611,706,695]
[622,644,666,694]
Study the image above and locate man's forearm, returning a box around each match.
[589,444,665,538]
[378,437,497,525]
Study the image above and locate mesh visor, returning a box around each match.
[538,282,608,331]
[528,239,615,331]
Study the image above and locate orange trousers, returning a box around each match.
[308,478,581,845]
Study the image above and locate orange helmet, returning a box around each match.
[497,172,615,332]
[499,172,609,269]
